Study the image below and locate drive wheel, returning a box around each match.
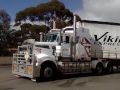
[95,63,103,75]
[106,63,113,74]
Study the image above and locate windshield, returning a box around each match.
[45,33,58,42]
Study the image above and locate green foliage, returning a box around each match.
[19,23,50,41]
[20,23,50,33]
[16,11,26,22]
[29,25,50,40]
[0,9,11,31]
[0,9,11,50]
[15,0,74,28]
[76,14,81,22]
[30,25,50,33]
[52,19,67,29]
[21,23,32,31]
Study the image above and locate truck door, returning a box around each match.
[61,35,71,59]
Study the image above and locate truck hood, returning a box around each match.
[33,42,58,57]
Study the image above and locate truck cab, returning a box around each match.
[12,29,62,80]
[12,26,93,81]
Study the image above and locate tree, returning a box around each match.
[76,14,81,22]
[0,10,11,55]
[30,25,50,40]
[55,19,67,29]
[21,23,32,31]
[0,10,11,49]
[18,23,49,41]
[15,1,73,28]
[0,9,11,31]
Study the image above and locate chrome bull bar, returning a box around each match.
[12,53,39,78]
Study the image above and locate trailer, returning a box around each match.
[12,16,120,81]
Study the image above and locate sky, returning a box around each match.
[0,0,120,23]
[0,0,83,21]
[76,0,120,23]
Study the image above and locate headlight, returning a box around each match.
[24,51,29,61]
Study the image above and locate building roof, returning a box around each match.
[82,20,120,26]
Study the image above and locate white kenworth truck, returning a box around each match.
[12,16,120,81]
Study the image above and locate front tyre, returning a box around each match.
[40,65,55,80]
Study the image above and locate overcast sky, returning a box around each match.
[0,0,120,23]
[77,0,120,23]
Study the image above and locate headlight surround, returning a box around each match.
[56,45,62,56]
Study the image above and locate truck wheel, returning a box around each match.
[40,65,55,80]
[95,63,103,75]
[106,64,113,74]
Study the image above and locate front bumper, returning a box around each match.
[12,54,40,78]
